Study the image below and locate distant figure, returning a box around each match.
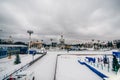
[93,57,96,63]
[98,57,101,63]
[103,55,108,67]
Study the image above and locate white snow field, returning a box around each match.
[27,51,59,80]
[56,55,102,80]
[1,50,120,80]
[0,54,42,79]
[26,50,110,80]
[27,50,120,80]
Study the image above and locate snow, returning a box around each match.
[1,50,120,80]
[56,55,102,80]
[85,56,120,80]
[27,51,108,80]
[0,54,42,79]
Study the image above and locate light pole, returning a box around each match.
[50,38,53,49]
[27,30,33,50]
[92,39,94,49]
[0,29,2,44]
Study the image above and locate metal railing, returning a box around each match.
[53,54,61,80]
[2,53,46,80]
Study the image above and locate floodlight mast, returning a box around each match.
[27,30,34,51]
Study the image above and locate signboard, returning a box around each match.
[29,50,36,55]
[113,52,120,58]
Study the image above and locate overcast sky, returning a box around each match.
[0,0,120,43]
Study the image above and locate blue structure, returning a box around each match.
[86,57,96,63]
[0,49,7,58]
[0,45,28,59]
[113,52,120,64]
[29,50,36,55]
[78,60,108,79]
[113,52,120,58]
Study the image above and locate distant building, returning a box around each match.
[113,40,120,48]
[30,40,42,49]
[0,36,13,44]
[113,40,120,44]
[59,35,65,49]
[0,44,28,59]
[52,42,57,47]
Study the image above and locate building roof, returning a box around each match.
[0,44,27,47]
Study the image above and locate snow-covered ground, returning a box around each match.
[0,54,42,79]
[27,51,60,80]
[26,50,113,80]
[56,55,102,80]
[1,50,119,80]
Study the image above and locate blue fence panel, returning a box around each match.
[0,50,7,58]
[20,47,28,54]
[29,50,36,55]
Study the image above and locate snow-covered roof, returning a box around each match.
[0,44,27,47]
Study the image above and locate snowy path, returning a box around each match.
[56,55,103,80]
[27,52,57,80]
[0,54,42,79]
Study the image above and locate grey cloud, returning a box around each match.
[0,0,120,42]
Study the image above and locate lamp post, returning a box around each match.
[27,30,33,50]
[92,39,94,49]
[50,38,53,49]
[0,29,2,44]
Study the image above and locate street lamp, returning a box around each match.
[50,38,53,49]
[92,39,95,49]
[27,30,33,50]
[27,30,33,40]
[0,29,2,44]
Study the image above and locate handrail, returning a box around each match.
[53,54,60,80]
[2,53,46,80]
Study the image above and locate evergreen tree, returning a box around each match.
[107,41,113,48]
[116,42,120,49]
[112,55,119,72]
[14,53,21,64]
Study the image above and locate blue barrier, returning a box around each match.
[113,52,120,58]
[29,50,36,55]
[0,50,7,59]
[78,61,85,65]
[86,57,96,63]
[78,60,108,79]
